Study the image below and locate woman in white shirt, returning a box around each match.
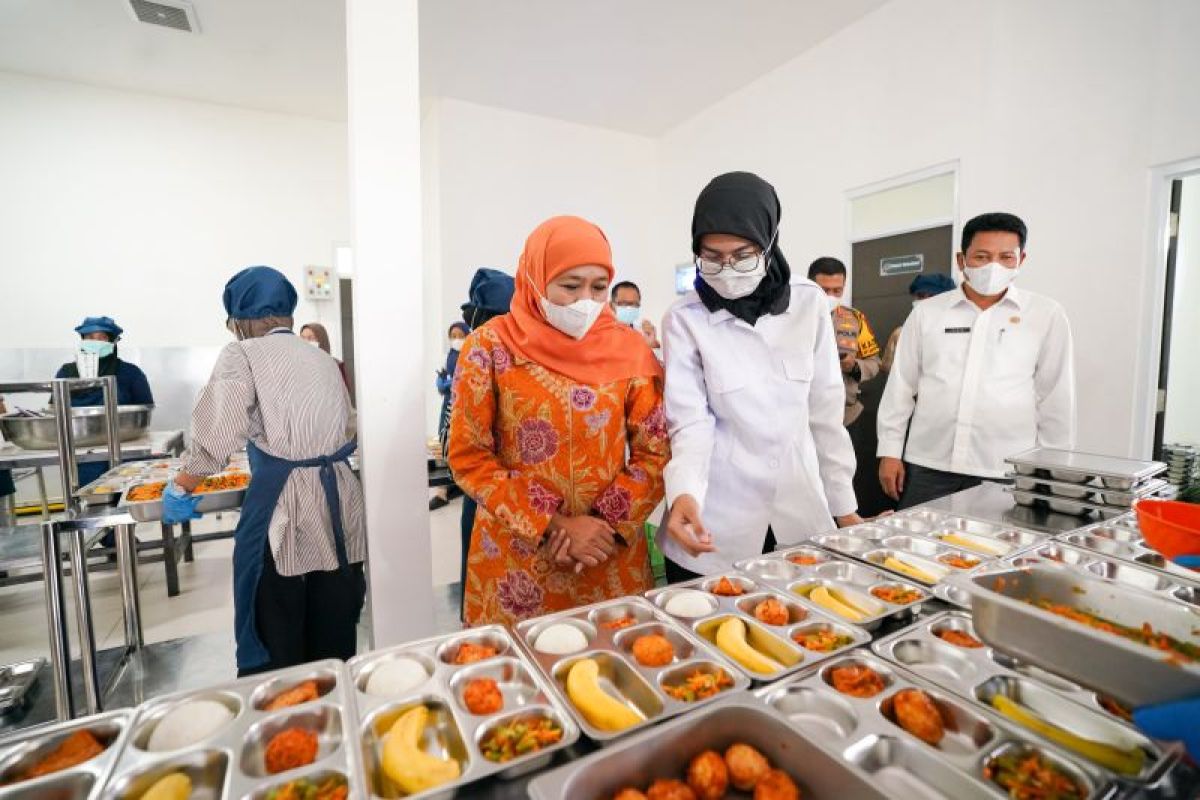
[660,172,863,581]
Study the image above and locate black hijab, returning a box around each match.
[692,171,791,325]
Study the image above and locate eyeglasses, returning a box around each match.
[693,228,778,276]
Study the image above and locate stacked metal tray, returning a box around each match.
[0,709,131,799]
[1058,516,1200,584]
[871,610,1177,788]
[644,574,871,688]
[347,624,579,796]
[527,694,889,799]
[513,597,750,742]
[756,649,1112,799]
[810,511,1042,602]
[734,546,929,629]
[1005,540,1200,610]
[101,659,366,799]
[1005,448,1168,517]
[946,564,1200,707]
[0,658,44,716]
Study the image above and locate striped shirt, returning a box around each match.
[181,331,365,576]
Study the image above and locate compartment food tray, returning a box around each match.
[1005,448,1166,490]
[0,709,131,800]
[1058,518,1200,584]
[0,658,44,715]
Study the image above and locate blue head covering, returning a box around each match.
[461,268,515,317]
[909,274,957,297]
[74,316,123,339]
[222,266,299,319]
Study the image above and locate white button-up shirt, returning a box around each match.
[877,285,1076,479]
[661,278,858,573]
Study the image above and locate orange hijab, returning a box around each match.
[491,216,662,385]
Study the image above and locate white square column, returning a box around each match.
[347,0,435,646]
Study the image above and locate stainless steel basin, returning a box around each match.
[0,405,154,450]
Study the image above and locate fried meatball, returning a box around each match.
[632,634,675,668]
[612,790,648,800]
[646,778,698,800]
[753,598,790,626]
[711,577,744,597]
[263,727,319,775]
[686,750,729,800]
[754,768,801,800]
[725,743,770,791]
[463,677,504,715]
[893,688,945,746]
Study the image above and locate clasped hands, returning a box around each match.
[543,513,621,573]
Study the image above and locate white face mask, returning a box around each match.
[539,296,605,340]
[701,261,766,300]
[448,338,463,351]
[963,261,1020,296]
[305,338,322,348]
[826,294,843,312]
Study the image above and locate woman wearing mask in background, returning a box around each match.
[660,172,862,581]
[163,267,364,675]
[430,322,470,511]
[448,216,668,626]
[299,322,351,391]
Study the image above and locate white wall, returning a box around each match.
[1164,174,1200,446]
[0,72,350,356]
[420,97,662,432]
[657,0,1200,458]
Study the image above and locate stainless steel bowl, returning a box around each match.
[0,405,153,450]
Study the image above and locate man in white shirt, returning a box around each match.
[877,212,1076,508]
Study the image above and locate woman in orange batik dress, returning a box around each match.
[448,215,668,626]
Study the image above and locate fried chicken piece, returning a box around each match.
[936,629,983,649]
[646,778,697,800]
[632,634,675,668]
[612,791,648,800]
[463,677,504,715]
[753,598,790,626]
[264,680,320,711]
[686,750,729,800]
[754,769,801,800]
[711,577,744,597]
[725,743,770,791]
[893,689,945,746]
[829,665,885,698]
[18,730,105,781]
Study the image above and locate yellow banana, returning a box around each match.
[382,705,462,793]
[809,585,867,621]
[991,695,1145,776]
[566,658,643,732]
[141,773,192,800]
[884,556,940,585]
[942,533,1008,556]
[716,618,782,675]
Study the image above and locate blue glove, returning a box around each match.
[162,480,202,524]
[1134,697,1200,759]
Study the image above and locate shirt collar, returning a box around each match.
[951,284,1025,311]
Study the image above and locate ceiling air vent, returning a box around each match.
[126,0,200,33]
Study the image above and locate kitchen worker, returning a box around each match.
[877,212,1076,508]
[54,316,154,488]
[610,280,661,350]
[881,273,957,373]
[298,322,351,391]
[448,216,668,626]
[661,172,862,581]
[162,266,365,676]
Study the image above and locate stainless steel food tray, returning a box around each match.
[735,545,929,628]
[0,658,44,715]
[1058,519,1200,584]
[811,516,1036,590]
[119,481,247,523]
[347,624,579,796]
[1009,488,1125,518]
[1006,448,1167,490]
[514,596,750,743]
[946,564,1200,706]
[646,574,871,686]
[527,693,889,799]
[101,659,365,800]
[1008,473,1170,506]
[0,709,131,800]
[756,649,1111,799]
[1005,540,1200,610]
[871,610,1176,784]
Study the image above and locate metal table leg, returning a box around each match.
[115,523,143,651]
[182,520,195,563]
[67,528,102,715]
[34,467,49,521]
[40,522,73,720]
[161,522,180,597]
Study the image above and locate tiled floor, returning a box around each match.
[0,498,468,667]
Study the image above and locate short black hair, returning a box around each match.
[807,257,847,280]
[611,280,641,301]
[961,212,1027,252]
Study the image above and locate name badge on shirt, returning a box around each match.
[943,327,972,334]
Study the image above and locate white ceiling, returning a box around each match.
[0,0,887,134]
